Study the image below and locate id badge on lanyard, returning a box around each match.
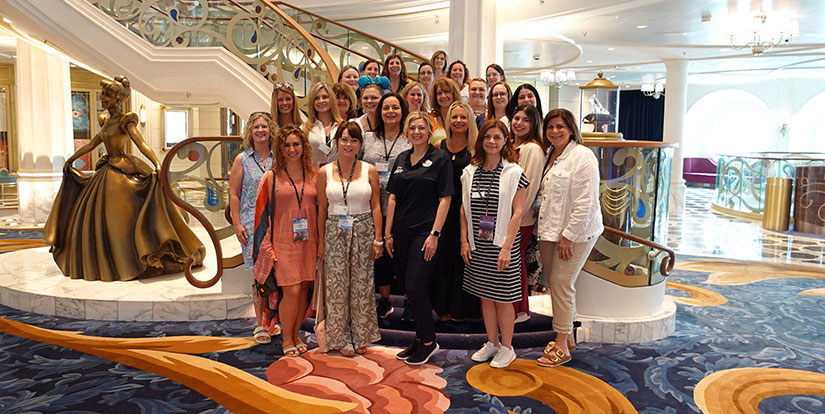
[478,215,495,241]
[338,215,354,235]
[376,162,390,187]
[292,217,309,242]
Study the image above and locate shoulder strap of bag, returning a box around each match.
[270,171,276,247]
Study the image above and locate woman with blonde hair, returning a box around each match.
[461,118,528,368]
[386,111,453,365]
[400,81,429,113]
[535,108,602,367]
[302,82,342,166]
[229,111,280,343]
[255,125,319,357]
[429,78,462,143]
[271,84,302,127]
[432,100,480,322]
[431,50,448,81]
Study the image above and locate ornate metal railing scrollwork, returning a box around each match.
[272,1,429,78]
[160,136,244,289]
[583,225,675,288]
[92,0,339,106]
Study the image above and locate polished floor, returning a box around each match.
[667,187,825,268]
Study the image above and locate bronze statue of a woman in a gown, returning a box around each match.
[43,75,205,281]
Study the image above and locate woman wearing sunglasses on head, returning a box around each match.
[302,82,342,167]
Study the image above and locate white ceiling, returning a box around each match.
[296,0,825,86]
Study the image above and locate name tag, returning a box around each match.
[292,217,309,242]
[376,162,389,172]
[337,215,354,235]
[471,191,485,199]
[318,141,331,155]
[378,170,391,187]
[532,193,542,211]
[478,215,495,241]
[331,202,348,216]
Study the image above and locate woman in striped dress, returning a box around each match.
[460,118,529,369]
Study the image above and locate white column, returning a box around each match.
[663,59,688,213]
[448,0,500,78]
[15,41,73,225]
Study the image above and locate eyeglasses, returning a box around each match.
[274,83,293,90]
[492,92,509,98]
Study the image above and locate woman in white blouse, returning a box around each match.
[302,82,342,166]
[535,108,603,368]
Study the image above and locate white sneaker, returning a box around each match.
[490,345,516,368]
[471,341,499,362]
[514,312,531,324]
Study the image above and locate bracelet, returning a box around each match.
[373,239,384,246]
[384,234,393,240]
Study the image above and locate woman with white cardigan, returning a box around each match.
[460,118,529,369]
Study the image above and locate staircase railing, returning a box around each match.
[582,225,675,288]
[160,136,243,288]
[91,0,339,105]
[272,1,429,77]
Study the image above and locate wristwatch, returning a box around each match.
[430,230,441,237]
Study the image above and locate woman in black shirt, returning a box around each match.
[385,111,453,365]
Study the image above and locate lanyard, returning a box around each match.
[366,116,373,132]
[539,149,554,183]
[284,168,305,212]
[381,132,402,162]
[474,162,500,216]
[251,151,270,174]
[336,160,356,207]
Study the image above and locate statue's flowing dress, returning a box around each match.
[43,112,205,281]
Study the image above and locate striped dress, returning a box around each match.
[463,164,529,303]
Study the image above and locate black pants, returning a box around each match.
[394,233,443,343]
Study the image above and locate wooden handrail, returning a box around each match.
[263,0,339,80]
[602,225,675,277]
[271,1,429,64]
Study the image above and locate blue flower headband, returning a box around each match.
[358,75,390,91]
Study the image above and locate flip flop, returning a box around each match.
[355,345,368,355]
[537,341,571,367]
[253,326,271,344]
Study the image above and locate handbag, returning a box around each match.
[254,174,279,297]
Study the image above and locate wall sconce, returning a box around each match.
[641,74,665,99]
[139,104,147,127]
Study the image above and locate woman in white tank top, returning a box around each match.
[316,121,384,357]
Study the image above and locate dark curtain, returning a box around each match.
[618,90,664,141]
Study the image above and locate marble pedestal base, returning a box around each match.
[0,246,254,321]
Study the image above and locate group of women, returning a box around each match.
[228,51,603,368]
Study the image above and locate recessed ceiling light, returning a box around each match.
[607,47,615,51]
[586,60,593,63]
[635,66,641,69]
[637,25,648,29]
[2,18,11,24]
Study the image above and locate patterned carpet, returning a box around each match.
[1,255,824,413]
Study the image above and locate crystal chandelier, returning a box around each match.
[729,13,798,56]
[540,69,576,88]
[641,74,664,99]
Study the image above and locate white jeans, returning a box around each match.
[538,237,598,334]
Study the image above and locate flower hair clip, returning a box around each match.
[358,75,390,91]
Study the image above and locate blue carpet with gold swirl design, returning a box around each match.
[1,254,824,413]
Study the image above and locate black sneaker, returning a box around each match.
[405,342,439,365]
[401,299,415,322]
[396,339,421,360]
[377,297,393,319]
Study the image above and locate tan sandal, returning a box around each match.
[340,343,355,357]
[355,346,368,355]
[282,340,299,357]
[295,338,308,354]
[537,341,571,367]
